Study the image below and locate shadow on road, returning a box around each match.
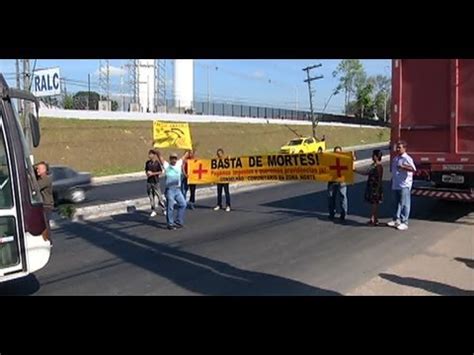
[112,210,168,229]
[262,180,474,224]
[0,274,40,296]
[379,273,474,296]
[56,220,341,296]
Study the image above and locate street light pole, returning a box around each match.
[384,65,390,122]
[294,85,299,111]
[207,65,211,114]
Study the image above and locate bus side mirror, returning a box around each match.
[28,113,41,148]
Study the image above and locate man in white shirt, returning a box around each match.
[387,140,416,231]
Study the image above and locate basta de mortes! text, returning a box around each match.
[211,154,320,169]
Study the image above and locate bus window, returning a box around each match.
[0,127,13,209]
[0,217,19,269]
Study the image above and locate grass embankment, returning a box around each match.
[33,118,390,176]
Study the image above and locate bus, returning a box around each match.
[0,74,52,283]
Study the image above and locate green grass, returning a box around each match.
[34,117,390,177]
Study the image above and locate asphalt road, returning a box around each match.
[2,158,472,296]
[80,145,389,206]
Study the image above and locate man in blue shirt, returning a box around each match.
[160,151,190,230]
[388,140,416,231]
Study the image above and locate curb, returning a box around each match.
[68,182,284,223]
[52,155,387,226]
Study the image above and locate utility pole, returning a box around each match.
[15,59,21,110]
[120,69,125,111]
[294,85,299,111]
[147,75,150,112]
[15,59,21,89]
[99,60,110,102]
[88,73,91,110]
[302,64,323,139]
[207,65,211,114]
[22,59,33,151]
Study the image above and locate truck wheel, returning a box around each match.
[299,150,304,154]
[317,147,323,153]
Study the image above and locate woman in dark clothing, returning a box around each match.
[355,149,384,225]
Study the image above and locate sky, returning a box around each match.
[0,59,391,114]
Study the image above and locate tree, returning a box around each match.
[372,74,390,93]
[371,75,391,121]
[73,91,100,110]
[348,80,375,118]
[332,60,366,114]
[63,94,74,110]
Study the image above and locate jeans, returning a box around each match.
[327,182,348,218]
[165,187,186,226]
[181,177,196,204]
[393,188,411,224]
[147,182,165,211]
[217,183,231,207]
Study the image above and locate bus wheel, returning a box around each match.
[318,147,323,153]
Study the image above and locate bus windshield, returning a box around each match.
[12,100,42,205]
[0,73,51,282]
[0,127,13,209]
[0,111,19,269]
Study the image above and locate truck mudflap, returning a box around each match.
[412,187,474,201]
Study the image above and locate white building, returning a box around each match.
[137,59,155,112]
[173,60,194,109]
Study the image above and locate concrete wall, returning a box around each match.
[39,108,385,129]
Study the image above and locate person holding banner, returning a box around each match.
[181,150,197,210]
[159,151,190,230]
[327,146,348,221]
[213,148,231,212]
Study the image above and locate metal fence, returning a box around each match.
[158,99,390,127]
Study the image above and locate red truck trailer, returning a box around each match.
[391,59,474,202]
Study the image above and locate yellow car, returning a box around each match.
[280,137,326,154]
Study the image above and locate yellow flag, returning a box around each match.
[153,121,193,149]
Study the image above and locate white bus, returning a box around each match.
[0,74,52,283]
